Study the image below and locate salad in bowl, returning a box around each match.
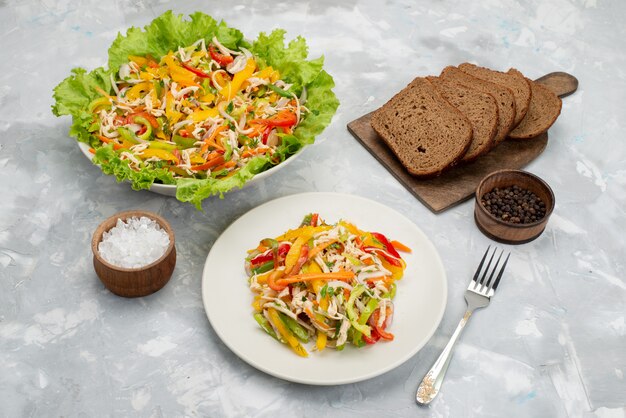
[52,12,338,208]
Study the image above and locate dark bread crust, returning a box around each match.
[508,73,562,139]
[427,76,499,163]
[370,77,473,177]
[440,66,516,146]
[459,63,531,127]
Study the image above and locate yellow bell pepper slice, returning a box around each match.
[274,225,331,242]
[188,108,219,122]
[146,66,169,79]
[165,92,183,125]
[252,295,263,312]
[308,262,330,313]
[163,54,198,87]
[284,235,311,274]
[338,221,364,237]
[316,331,327,352]
[191,51,205,59]
[255,66,280,81]
[219,58,256,101]
[189,153,205,164]
[381,258,406,281]
[125,82,151,101]
[128,55,148,67]
[139,148,178,162]
[149,88,161,108]
[198,92,215,103]
[255,270,273,285]
[267,308,308,357]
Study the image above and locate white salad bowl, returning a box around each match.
[77,141,305,197]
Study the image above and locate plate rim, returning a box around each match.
[201,191,448,385]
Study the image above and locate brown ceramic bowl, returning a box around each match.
[474,170,555,244]
[91,210,176,297]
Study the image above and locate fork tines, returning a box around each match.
[471,246,510,292]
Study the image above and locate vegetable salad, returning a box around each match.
[246,214,411,357]
[89,37,306,180]
[52,12,338,208]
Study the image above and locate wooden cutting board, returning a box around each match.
[347,72,578,213]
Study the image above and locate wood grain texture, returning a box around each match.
[534,72,579,98]
[346,72,577,213]
[91,210,176,298]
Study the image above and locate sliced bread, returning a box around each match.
[370,77,473,177]
[427,76,499,163]
[459,63,531,127]
[508,69,562,139]
[440,66,516,146]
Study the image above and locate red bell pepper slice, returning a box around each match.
[209,45,234,66]
[250,243,291,266]
[362,246,402,267]
[310,213,319,227]
[363,328,381,345]
[181,62,210,78]
[370,309,394,341]
[371,232,401,259]
[261,126,272,145]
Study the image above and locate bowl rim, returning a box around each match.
[91,210,176,272]
[474,169,555,229]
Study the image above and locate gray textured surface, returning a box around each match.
[1,0,625,417]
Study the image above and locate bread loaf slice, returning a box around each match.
[427,76,499,163]
[507,69,562,139]
[440,66,516,146]
[458,63,531,127]
[370,77,473,177]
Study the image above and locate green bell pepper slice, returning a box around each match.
[251,260,275,275]
[268,83,293,98]
[117,127,139,144]
[279,313,309,343]
[352,297,379,346]
[253,313,279,341]
[88,97,111,113]
[346,284,372,337]
[173,134,197,149]
[148,141,177,151]
[384,283,397,300]
[133,116,153,141]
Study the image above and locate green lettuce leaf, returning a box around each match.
[92,146,176,189]
[52,11,339,208]
[108,11,246,71]
[176,156,270,209]
[52,67,113,146]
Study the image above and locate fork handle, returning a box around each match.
[416,310,473,405]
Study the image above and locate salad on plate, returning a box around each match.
[246,214,411,357]
[52,11,338,208]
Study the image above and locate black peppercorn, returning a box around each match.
[480,185,547,224]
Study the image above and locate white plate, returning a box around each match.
[78,142,304,197]
[201,192,447,385]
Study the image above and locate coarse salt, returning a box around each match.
[98,216,170,269]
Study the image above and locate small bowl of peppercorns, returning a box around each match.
[474,169,555,244]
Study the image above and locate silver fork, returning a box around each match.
[416,246,510,405]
